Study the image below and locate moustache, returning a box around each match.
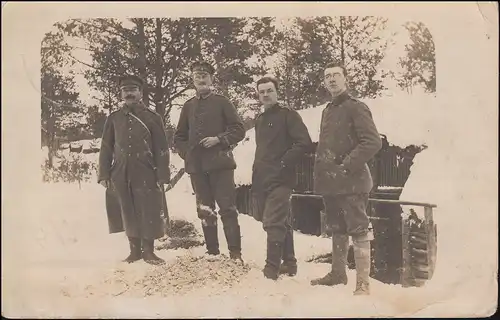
[125,95,135,99]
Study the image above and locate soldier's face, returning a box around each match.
[257,82,278,107]
[192,72,213,92]
[121,85,142,104]
[324,67,347,96]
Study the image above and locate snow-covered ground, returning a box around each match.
[5,91,497,317]
[3,160,497,318]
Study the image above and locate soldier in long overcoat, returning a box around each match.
[98,75,171,265]
[174,61,245,260]
[251,76,312,280]
[310,62,382,294]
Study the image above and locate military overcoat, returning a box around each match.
[98,102,171,239]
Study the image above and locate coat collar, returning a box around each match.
[122,101,146,115]
[329,90,351,107]
[262,102,281,114]
[195,89,213,100]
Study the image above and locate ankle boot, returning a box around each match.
[353,237,371,295]
[223,223,243,261]
[311,234,349,286]
[279,228,297,276]
[142,239,166,265]
[263,240,284,280]
[124,237,142,263]
[202,218,220,255]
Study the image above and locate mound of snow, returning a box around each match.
[136,255,250,297]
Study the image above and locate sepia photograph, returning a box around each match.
[2,2,498,318]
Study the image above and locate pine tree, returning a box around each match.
[397,21,436,93]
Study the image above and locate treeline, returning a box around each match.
[41,17,436,166]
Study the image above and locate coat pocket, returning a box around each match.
[206,148,237,171]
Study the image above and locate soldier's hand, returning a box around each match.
[199,137,220,148]
[99,180,110,188]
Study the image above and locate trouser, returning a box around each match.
[253,185,293,243]
[322,193,370,238]
[190,170,241,253]
[323,193,372,291]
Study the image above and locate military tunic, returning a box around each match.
[251,103,312,243]
[313,91,382,237]
[174,92,245,220]
[98,102,171,240]
[174,91,245,254]
[174,92,245,174]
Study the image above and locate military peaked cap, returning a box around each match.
[118,74,144,88]
[191,61,215,75]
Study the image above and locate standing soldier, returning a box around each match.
[311,62,382,295]
[251,76,312,280]
[174,61,245,260]
[98,75,171,265]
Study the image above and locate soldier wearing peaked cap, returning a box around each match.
[118,74,144,88]
[98,74,171,265]
[190,61,216,75]
[174,61,246,261]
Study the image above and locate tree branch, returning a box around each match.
[68,53,111,73]
[164,87,190,106]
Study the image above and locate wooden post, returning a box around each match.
[424,206,437,280]
[400,216,413,287]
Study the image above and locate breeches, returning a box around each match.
[323,193,370,238]
[252,185,293,243]
[190,170,239,227]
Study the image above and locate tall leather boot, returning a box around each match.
[223,223,243,261]
[124,237,142,263]
[311,234,349,286]
[202,218,220,255]
[142,239,166,265]
[279,228,297,276]
[353,237,371,295]
[263,240,284,280]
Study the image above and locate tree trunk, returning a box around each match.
[154,18,165,117]
[47,103,56,168]
[136,19,149,108]
[339,17,346,65]
[284,28,291,107]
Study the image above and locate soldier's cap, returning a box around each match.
[118,74,144,88]
[190,61,215,75]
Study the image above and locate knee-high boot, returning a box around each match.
[202,218,220,255]
[279,228,297,276]
[263,240,284,280]
[142,239,166,265]
[124,237,142,263]
[223,222,242,260]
